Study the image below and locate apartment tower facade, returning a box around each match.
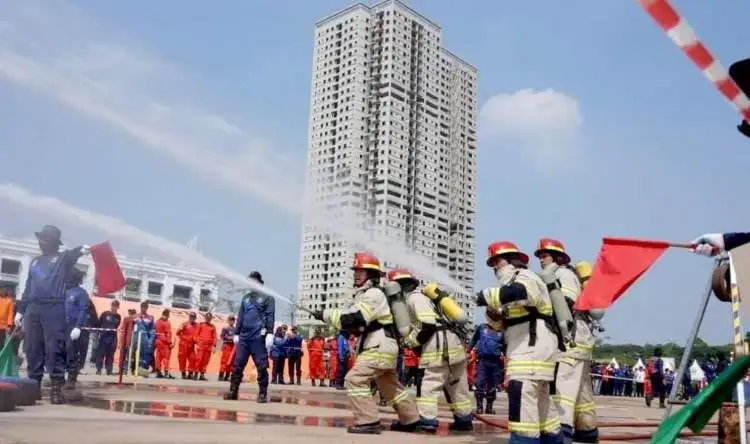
[297,0,478,322]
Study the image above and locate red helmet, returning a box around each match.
[486,241,529,267]
[387,268,417,283]
[351,252,382,272]
[534,238,571,264]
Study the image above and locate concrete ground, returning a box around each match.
[0,373,718,444]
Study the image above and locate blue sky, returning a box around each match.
[1,0,749,344]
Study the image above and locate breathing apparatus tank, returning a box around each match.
[422,283,467,324]
[538,265,574,340]
[383,281,412,338]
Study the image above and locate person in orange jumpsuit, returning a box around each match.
[195,312,217,381]
[176,312,199,379]
[326,336,338,387]
[218,315,236,381]
[467,348,477,390]
[118,309,137,375]
[307,329,326,386]
[154,309,175,379]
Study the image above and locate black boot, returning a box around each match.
[311,380,316,387]
[257,388,268,404]
[156,371,164,379]
[223,377,240,400]
[182,371,187,379]
[218,372,225,381]
[474,394,485,414]
[390,420,420,433]
[485,399,496,415]
[199,373,208,381]
[167,373,175,379]
[34,378,42,401]
[49,378,66,405]
[347,421,383,434]
[561,424,575,444]
[319,380,326,387]
[64,372,78,391]
[192,373,199,381]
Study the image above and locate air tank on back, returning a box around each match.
[422,283,467,324]
[383,281,412,338]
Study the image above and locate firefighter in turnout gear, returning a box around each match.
[389,269,474,433]
[311,253,420,435]
[535,239,600,444]
[477,241,562,444]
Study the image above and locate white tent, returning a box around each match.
[634,358,645,369]
[609,358,620,369]
[689,360,706,381]
[663,357,676,371]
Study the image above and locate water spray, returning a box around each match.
[0,2,470,296]
[0,183,298,309]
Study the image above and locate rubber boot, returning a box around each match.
[474,393,485,414]
[199,373,208,381]
[218,372,225,381]
[156,371,164,379]
[319,380,326,387]
[573,428,600,444]
[223,377,240,400]
[390,419,420,433]
[311,380,316,387]
[485,399,496,415]
[181,371,187,379]
[414,417,438,433]
[49,378,66,405]
[192,373,199,381]
[448,414,474,432]
[347,421,383,434]
[187,371,193,380]
[257,388,268,404]
[167,373,175,379]
[561,424,574,444]
[64,371,78,391]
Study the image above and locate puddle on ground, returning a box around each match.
[69,396,491,436]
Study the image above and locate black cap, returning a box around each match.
[35,225,62,244]
[248,271,264,284]
[729,58,750,138]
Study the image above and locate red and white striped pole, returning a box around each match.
[638,0,750,122]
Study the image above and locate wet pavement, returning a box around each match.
[0,373,723,443]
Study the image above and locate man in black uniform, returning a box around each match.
[95,300,121,375]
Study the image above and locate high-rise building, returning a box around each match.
[297,0,478,323]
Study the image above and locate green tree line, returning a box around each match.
[592,336,735,366]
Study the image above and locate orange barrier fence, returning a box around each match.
[91,296,313,382]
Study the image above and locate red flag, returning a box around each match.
[89,241,126,295]
[573,237,670,310]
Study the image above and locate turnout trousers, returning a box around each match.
[418,361,473,422]
[553,358,599,443]
[507,379,562,444]
[345,360,420,426]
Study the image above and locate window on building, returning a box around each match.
[0,259,21,276]
[124,278,142,301]
[171,285,193,309]
[147,282,163,298]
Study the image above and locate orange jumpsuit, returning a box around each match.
[219,327,236,375]
[154,318,173,373]
[326,337,337,382]
[195,322,217,373]
[307,337,325,381]
[118,315,135,371]
[176,321,199,373]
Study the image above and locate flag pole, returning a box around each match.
[664,255,721,418]
[729,254,748,444]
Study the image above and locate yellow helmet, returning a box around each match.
[574,261,592,283]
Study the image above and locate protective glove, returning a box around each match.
[691,233,724,256]
[233,335,239,344]
[14,313,23,326]
[80,244,91,255]
[311,310,324,321]
[265,333,274,350]
[70,327,82,341]
[260,328,267,336]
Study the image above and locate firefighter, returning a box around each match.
[390,268,473,433]
[218,315,236,381]
[535,238,599,444]
[311,253,420,435]
[307,329,326,386]
[176,312,199,379]
[477,241,562,444]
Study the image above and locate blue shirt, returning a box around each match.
[18,247,84,314]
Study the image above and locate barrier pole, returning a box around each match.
[127,330,135,378]
[134,331,143,388]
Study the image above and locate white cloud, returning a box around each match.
[479,88,583,165]
[0,0,469,294]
